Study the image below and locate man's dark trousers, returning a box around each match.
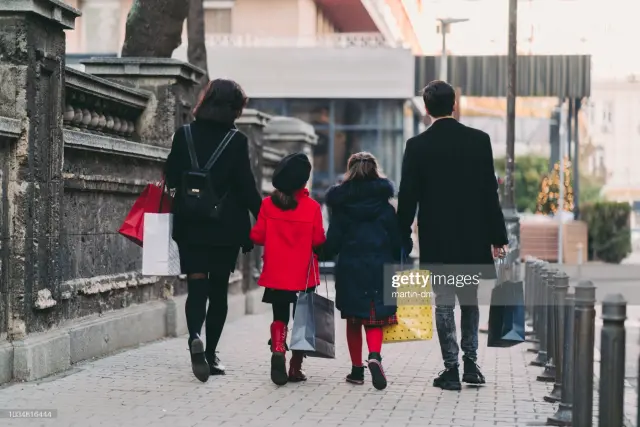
[433,283,480,369]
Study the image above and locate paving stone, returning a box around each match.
[0,294,625,427]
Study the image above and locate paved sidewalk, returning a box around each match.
[0,304,569,427]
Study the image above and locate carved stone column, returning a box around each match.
[263,116,318,190]
[235,109,271,300]
[0,0,80,341]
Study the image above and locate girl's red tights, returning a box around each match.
[346,323,383,367]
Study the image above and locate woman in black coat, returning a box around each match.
[164,79,262,383]
[324,152,410,391]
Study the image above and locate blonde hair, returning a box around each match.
[343,152,383,182]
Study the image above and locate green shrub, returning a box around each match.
[495,156,548,213]
[581,202,632,263]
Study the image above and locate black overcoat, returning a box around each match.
[164,119,262,249]
[396,118,508,279]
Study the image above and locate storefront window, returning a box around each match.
[312,128,330,173]
[247,99,285,117]
[380,130,404,187]
[289,100,330,125]
[333,130,377,175]
[310,128,330,199]
[334,100,378,126]
[379,100,404,129]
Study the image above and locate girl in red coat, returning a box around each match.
[250,152,326,386]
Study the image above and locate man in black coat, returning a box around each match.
[397,80,509,391]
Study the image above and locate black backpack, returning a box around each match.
[179,124,237,219]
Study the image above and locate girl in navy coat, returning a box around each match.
[324,152,409,390]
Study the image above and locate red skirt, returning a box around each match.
[343,301,398,326]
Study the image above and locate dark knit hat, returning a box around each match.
[272,152,311,194]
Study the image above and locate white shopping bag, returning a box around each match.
[142,213,181,276]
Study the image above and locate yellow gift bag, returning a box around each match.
[383,269,433,343]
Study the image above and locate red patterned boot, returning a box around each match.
[270,321,288,386]
[288,351,307,382]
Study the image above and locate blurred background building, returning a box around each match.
[64,0,426,198]
[62,0,640,246]
[171,0,425,198]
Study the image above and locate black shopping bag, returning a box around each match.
[290,291,336,358]
[487,280,526,348]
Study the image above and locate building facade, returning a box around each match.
[64,0,425,198]
[171,0,422,198]
[585,78,640,249]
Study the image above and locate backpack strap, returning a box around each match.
[203,129,238,171]
[184,124,199,170]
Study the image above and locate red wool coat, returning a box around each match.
[250,189,326,291]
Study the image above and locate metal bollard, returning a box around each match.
[531,262,549,365]
[534,261,546,343]
[576,243,583,280]
[598,294,627,427]
[545,271,569,402]
[572,280,596,427]
[538,268,557,382]
[548,293,575,426]
[525,258,534,324]
[525,259,538,341]
[528,260,542,348]
[530,261,545,354]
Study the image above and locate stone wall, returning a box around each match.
[0,0,316,385]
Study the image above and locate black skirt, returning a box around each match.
[177,243,240,275]
[262,287,317,305]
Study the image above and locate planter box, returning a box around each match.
[520,217,588,263]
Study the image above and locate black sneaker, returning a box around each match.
[433,366,461,391]
[207,352,225,376]
[462,357,485,385]
[346,366,365,385]
[367,353,388,390]
[189,337,210,383]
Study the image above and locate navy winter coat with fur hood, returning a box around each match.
[324,178,407,320]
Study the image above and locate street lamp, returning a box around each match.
[436,17,469,81]
[503,0,519,248]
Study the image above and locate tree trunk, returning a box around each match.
[187,0,210,93]
[121,0,188,57]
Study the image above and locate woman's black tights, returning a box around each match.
[272,303,291,325]
[185,269,231,357]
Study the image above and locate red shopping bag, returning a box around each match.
[119,181,173,246]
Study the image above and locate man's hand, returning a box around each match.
[492,245,508,259]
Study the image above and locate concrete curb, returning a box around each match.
[0,289,269,385]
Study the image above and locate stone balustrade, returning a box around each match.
[63,67,150,139]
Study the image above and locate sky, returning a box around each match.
[417,0,640,81]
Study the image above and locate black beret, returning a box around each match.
[272,152,311,194]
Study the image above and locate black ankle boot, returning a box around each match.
[346,366,365,385]
[206,351,225,375]
[433,366,461,391]
[462,356,485,384]
[367,352,387,390]
[188,336,209,383]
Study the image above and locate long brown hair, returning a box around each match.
[192,79,248,124]
[343,152,382,182]
[271,190,298,211]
